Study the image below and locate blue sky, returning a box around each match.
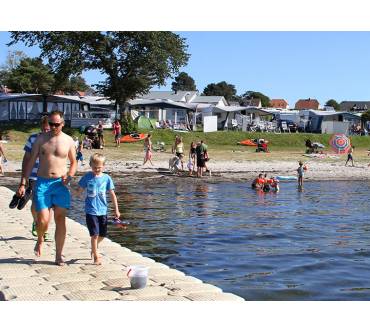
[2,31,370,106]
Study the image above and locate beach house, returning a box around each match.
[270,99,289,109]
[295,98,320,110]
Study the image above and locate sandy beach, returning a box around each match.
[2,147,370,183]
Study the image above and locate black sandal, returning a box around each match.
[17,186,33,210]
[9,194,21,209]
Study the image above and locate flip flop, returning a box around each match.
[9,194,20,209]
[17,186,32,210]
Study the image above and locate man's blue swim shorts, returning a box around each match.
[34,177,71,212]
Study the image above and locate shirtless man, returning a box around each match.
[20,111,77,266]
[16,116,51,240]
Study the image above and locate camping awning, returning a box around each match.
[212,106,248,113]
[128,99,195,110]
[244,107,274,116]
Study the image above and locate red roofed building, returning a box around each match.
[294,98,320,110]
[270,99,289,109]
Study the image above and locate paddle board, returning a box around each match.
[276,176,298,181]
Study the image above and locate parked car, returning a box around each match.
[278,120,298,133]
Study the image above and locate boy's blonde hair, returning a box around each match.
[90,153,106,166]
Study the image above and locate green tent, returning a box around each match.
[137,116,155,129]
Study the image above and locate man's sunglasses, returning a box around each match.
[48,122,62,127]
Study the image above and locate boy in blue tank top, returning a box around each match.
[77,153,120,265]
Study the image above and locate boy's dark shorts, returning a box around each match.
[86,214,108,237]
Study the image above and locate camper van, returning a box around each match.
[70,110,116,129]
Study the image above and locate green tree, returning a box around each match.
[325,99,340,111]
[241,91,271,107]
[0,50,27,86]
[171,71,196,91]
[121,113,137,134]
[203,81,237,102]
[60,75,91,94]
[5,57,55,94]
[9,32,189,114]
[0,69,8,86]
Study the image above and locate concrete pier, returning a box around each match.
[0,186,244,301]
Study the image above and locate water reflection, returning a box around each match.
[194,183,209,217]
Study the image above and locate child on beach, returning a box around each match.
[76,141,85,166]
[76,153,120,265]
[189,141,196,175]
[345,145,354,167]
[187,158,194,176]
[297,161,307,189]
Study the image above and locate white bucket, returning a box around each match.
[127,265,149,289]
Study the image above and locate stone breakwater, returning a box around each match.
[0,186,244,301]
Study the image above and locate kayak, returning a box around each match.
[239,139,257,146]
[239,139,269,146]
[276,176,298,181]
[120,133,147,143]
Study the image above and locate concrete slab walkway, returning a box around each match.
[0,186,244,301]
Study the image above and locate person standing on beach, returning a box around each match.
[297,161,306,189]
[76,153,120,265]
[97,121,105,149]
[0,142,7,176]
[143,133,154,166]
[76,140,85,167]
[113,119,122,148]
[188,141,197,176]
[16,116,52,240]
[202,140,211,175]
[174,136,184,170]
[196,140,208,177]
[345,145,355,167]
[21,111,77,266]
[172,135,180,154]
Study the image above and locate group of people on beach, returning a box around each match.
[142,133,211,177]
[11,111,120,266]
[172,135,211,177]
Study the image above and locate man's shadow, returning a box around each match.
[0,257,53,265]
[0,236,34,242]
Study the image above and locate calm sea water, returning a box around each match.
[73,180,370,301]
